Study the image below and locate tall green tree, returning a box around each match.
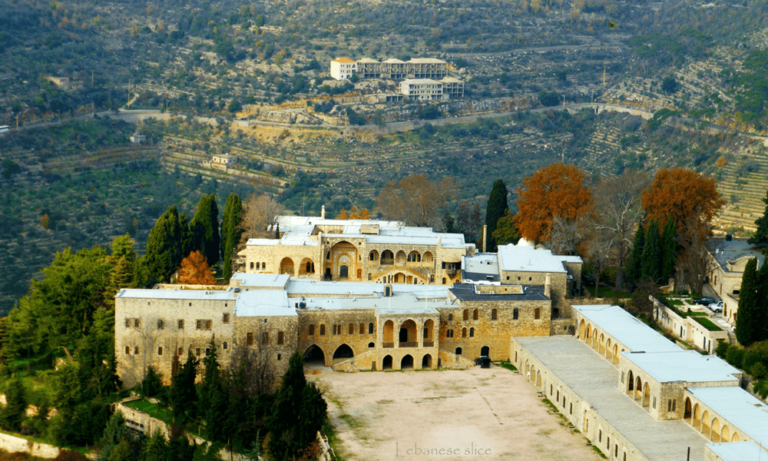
[199,339,229,443]
[485,180,509,252]
[749,190,768,252]
[625,225,645,284]
[641,220,663,282]
[220,194,243,280]
[736,258,760,346]
[269,352,308,458]
[0,378,27,431]
[756,262,768,343]
[144,206,183,283]
[191,194,221,267]
[660,218,677,282]
[491,209,522,247]
[179,212,194,259]
[170,351,199,424]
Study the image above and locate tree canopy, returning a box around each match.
[377,174,454,227]
[220,193,243,280]
[190,194,221,267]
[178,251,216,285]
[485,179,509,252]
[748,190,768,251]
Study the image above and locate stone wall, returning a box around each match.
[499,271,569,316]
[297,309,378,367]
[0,433,62,459]
[234,314,299,380]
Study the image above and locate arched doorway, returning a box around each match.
[536,371,542,387]
[400,320,417,344]
[331,241,357,280]
[423,320,434,342]
[383,320,394,345]
[693,404,702,430]
[333,344,354,362]
[304,345,325,365]
[642,383,650,409]
[339,265,349,279]
[701,411,711,436]
[684,398,692,422]
[627,370,634,394]
[711,418,721,442]
[721,425,730,443]
[481,346,490,358]
[579,320,586,338]
[422,354,432,369]
[299,258,315,276]
[383,355,393,370]
[396,251,406,265]
[381,250,394,265]
[635,377,642,401]
[401,355,414,369]
[280,257,295,275]
[732,432,740,442]
[613,345,619,364]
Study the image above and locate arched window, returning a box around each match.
[442,277,447,284]
[309,325,315,336]
[469,327,474,338]
[491,309,498,320]
[320,324,326,335]
[513,309,519,320]
[462,328,467,338]
[473,309,478,320]
[455,347,462,355]
[326,251,331,260]
[125,346,130,354]
[535,308,541,320]
[463,309,469,320]
[349,323,354,334]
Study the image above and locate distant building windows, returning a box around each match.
[134,347,140,355]
[157,320,164,330]
[223,313,230,324]
[462,328,467,338]
[223,342,228,350]
[369,323,374,334]
[463,309,469,321]
[278,332,284,345]
[469,328,474,338]
[473,309,479,320]
[196,320,212,330]
[491,309,498,320]
[178,320,184,329]
[446,329,454,338]
[448,314,453,321]
[455,347,462,355]
[320,325,326,336]
[125,346,130,354]
[196,348,201,357]
[513,309,519,320]
[158,347,163,356]
[309,325,315,336]
[262,332,269,345]
[349,324,355,335]
[534,308,541,320]
[247,332,254,345]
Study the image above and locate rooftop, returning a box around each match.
[621,350,741,384]
[707,442,768,461]
[116,288,236,301]
[517,336,708,461]
[235,290,295,317]
[688,386,768,448]
[408,58,446,64]
[461,253,500,282]
[333,57,356,63]
[299,291,452,315]
[402,78,441,85]
[572,305,680,353]
[449,283,548,302]
[231,273,290,288]
[357,57,379,63]
[498,244,580,273]
[708,238,765,270]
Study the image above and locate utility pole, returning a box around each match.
[603,65,607,88]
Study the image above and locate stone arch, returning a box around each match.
[599,334,605,354]
[333,344,354,361]
[383,320,395,343]
[693,403,702,430]
[684,397,692,422]
[606,338,612,359]
[592,328,599,349]
[400,319,418,343]
[383,355,393,370]
[369,250,379,262]
[304,345,325,364]
[585,323,592,340]
[481,346,490,357]
[423,251,434,263]
[423,319,434,341]
[395,250,407,265]
[635,377,642,401]
[422,354,432,369]
[536,370,542,388]
[332,241,358,279]
[298,258,315,276]
[613,344,619,365]
[642,383,650,409]
[530,365,536,382]
[732,432,740,442]
[627,370,634,393]
[721,425,730,443]
[381,250,394,265]
[579,320,586,338]
[462,327,467,338]
[401,354,414,369]
[280,257,295,275]
[407,251,421,263]
[525,360,530,375]
[701,411,711,436]
[711,418,721,442]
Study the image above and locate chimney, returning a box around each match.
[544,273,551,298]
[321,205,325,219]
[482,224,487,253]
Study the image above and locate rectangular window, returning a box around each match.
[206,320,212,330]
[178,320,184,329]
[158,347,163,356]
[178,347,183,356]
[278,332,284,345]
[157,319,164,330]
[262,332,269,345]
[320,325,326,335]
[349,324,354,335]
[599,430,602,442]
[360,323,365,335]
[134,319,140,328]
[125,318,131,328]
[125,346,130,354]
[196,348,201,356]
[309,325,315,336]
[197,320,203,330]
[369,323,374,334]
[247,332,254,345]
[134,346,140,355]
[223,313,230,324]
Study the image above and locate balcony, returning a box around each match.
[383,342,394,348]
[399,342,418,348]
[423,341,434,348]
[380,259,394,266]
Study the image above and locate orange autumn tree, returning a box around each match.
[514,163,593,242]
[336,206,370,220]
[177,250,216,284]
[641,168,725,238]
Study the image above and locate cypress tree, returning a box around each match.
[756,262,768,343]
[190,194,220,267]
[269,352,308,457]
[660,218,677,282]
[626,224,645,284]
[485,180,509,251]
[220,193,243,280]
[170,352,198,424]
[736,258,760,346]
[199,339,228,443]
[144,206,182,283]
[748,190,768,252]
[0,378,27,431]
[641,220,663,283]
[179,212,194,259]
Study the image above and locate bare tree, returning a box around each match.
[548,216,583,255]
[229,327,275,397]
[241,194,286,241]
[592,172,650,289]
[377,174,455,227]
[455,200,482,242]
[676,216,717,295]
[583,224,614,298]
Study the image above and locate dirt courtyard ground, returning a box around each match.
[307,364,603,461]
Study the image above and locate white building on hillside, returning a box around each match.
[330,57,357,80]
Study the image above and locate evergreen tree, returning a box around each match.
[297,383,328,449]
[0,378,26,431]
[748,190,768,252]
[179,213,194,259]
[625,225,645,284]
[660,218,677,282]
[736,258,760,346]
[641,220,663,283]
[220,194,243,280]
[269,352,308,457]
[756,262,768,343]
[191,194,221,267]
[485,180,509,252]
[97,412,127,461]
[144,206,182,283]
[142,431,170,461]
[199,339,229,443]
[170,351,199,424]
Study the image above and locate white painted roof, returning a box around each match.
[572,305,680,353]
[234,290,296,317]
[402,78,441,85]
[621,350,741,384]
[357,57,379,63]
[300,291,452,315]
[116,288,236,300]
[498,245,574,273]
[383,58,405,63]
[286,278,384,296]
[408,58,446,64]
[231,273,290,288]
[707,442,768,461]
[689,387,768,449]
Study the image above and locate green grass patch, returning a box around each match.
[123,399,173,424]
[592,444,608,459]
[692,317,723,331]
[496,361,517,371]
[541,398,559,412]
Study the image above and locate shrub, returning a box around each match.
[715,340,730,359]
[726,347,746,369]
[750,362,768,380]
